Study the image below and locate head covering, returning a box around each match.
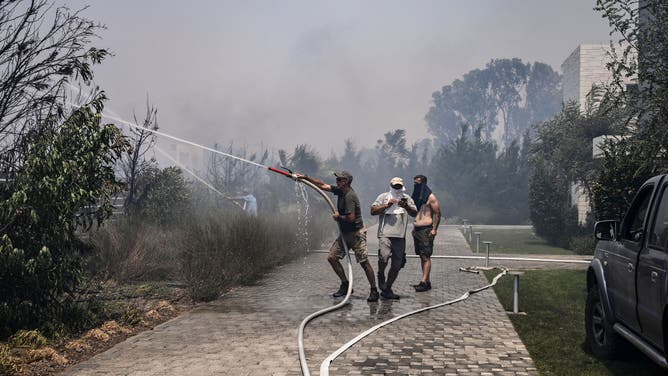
[389,177,404,187]
[333,171,353,182]
[412,179,432,210]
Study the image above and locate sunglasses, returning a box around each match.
[391,184,403,189]
[336,177,348,182]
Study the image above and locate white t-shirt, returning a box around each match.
[372,191,416,238]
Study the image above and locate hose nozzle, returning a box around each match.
[268,166,298,181]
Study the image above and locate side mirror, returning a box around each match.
[594,220,619,241]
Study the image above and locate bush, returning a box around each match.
[180,214,303,301]
[0,344,20,375]
[8,330,47,349]
[569,235,596,255]
[87,219,182,282]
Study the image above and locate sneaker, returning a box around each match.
[367,288,379,302]
[414,281,432,292]
[333,281,350,298]
[377,272,387,292]
[380,288,400,300]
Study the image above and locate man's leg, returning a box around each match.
[420,255,431,283]
[385,238,405,289]
[328,254,347,282]
[377,238,392,291]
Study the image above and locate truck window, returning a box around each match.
[621,185,653,242]
[649,185,668,251]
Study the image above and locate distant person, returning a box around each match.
[371,177,417,300]
[230,191,257,216]
[297,171,380,302]
[411,174,441,292]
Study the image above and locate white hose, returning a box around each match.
[319,268,508,375]
[295,178,354,376]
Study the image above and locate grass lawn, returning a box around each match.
[484,269,665,375]
[465,228,574,255]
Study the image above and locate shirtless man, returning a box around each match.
[411,175,441,292]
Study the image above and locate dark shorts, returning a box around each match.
[413,226,434,257]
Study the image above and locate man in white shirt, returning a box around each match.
[370,177,417,299]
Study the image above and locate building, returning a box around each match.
[561,44,635,224]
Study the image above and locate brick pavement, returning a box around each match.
[62,225,586,376]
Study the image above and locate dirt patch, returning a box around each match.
[3,282,193,376]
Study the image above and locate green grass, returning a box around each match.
[465,228,574,255]
[485,269,665,375]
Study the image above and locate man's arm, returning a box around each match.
[370,193,396,215]
[400,196,418,217]
[297,174,333,192]
[429,193,441,236]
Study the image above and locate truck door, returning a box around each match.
[637,182,668,350]
[609,185,654,331]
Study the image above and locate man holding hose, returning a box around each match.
[297,171,380,302]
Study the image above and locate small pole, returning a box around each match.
[513,274,520,314]
[483,241,492,267]
[475,232,481,253]
[507,271,524,315]
[468,225,473,243]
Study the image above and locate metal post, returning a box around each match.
[468,225,473,243]
[475,232,481,253]
[483,241,492,267]
[513,274,520,314]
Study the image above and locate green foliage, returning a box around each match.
[0,96,130,338]
[87,219,182,282]
[528,102,622,245]
[8,330,47,349]
[131,166,190,225]
[569,235,597,255]
[592,0,668,220]
[486,269,665,375]
[180,214,303,302]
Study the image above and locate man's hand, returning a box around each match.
[398,198,408,208]
[430,228,437,237]
[387,198,398,207]
[332,211,340,222]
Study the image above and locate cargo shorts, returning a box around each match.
[329,228,369,263]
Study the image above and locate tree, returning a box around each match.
[121,97,159,215]
[592,0,668,220]
[528,101,624,245]
[131,165,190,225]
[425,59,561,148]
[0,0,108,172]
[0,95,129,336]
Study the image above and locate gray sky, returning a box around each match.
[66,0,613,157]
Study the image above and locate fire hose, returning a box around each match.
[268,166,354,376]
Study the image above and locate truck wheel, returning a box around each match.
[585,285,622,357]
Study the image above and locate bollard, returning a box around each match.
[508,271,524,314]
[483,241,492,267]
[474,232,481,253]
[468,225,473,243]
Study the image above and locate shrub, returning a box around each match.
[180,214,303,301]
[0,344,20,375]
[8,330,47,349]
[569,235,596,255]
[87,219,182,282]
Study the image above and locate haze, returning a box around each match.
[65,0,613,156]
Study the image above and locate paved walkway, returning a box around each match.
[64,225,586,375]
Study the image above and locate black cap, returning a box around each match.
[333,171,353,182]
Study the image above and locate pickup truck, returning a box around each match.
[586,174,668,368]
